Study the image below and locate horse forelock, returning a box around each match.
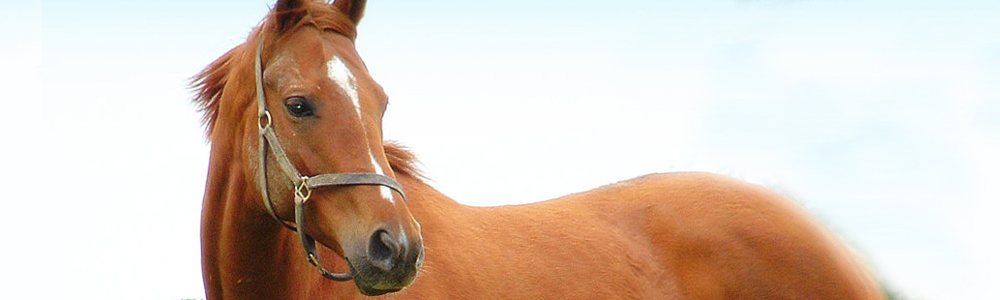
[191,1,423,181]
[191,2,356,136]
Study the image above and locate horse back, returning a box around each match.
[394,172,883,299]
[581,172,884,300]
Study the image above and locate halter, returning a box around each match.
[254,40,406,281]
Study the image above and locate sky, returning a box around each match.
[2,0,998,299]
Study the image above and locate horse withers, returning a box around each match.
[193,0,886,299]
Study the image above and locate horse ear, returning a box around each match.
[273,0,308,33]
[331,0,366,25]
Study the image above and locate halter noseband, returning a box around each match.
[254,40,406,281]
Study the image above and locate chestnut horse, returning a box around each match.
[194,0,885,299]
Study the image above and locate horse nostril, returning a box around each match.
[368,230,398,271]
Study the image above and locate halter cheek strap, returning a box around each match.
[254,40,406,282]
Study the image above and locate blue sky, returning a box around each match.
[3,0,998,299]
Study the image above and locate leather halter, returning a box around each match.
[254,40,406,281]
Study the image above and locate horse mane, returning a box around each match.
[191,1,424,181]
[383,141,426,180]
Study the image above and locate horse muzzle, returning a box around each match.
[349,229,424,296]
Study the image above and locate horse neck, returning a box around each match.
[200,130,343,299]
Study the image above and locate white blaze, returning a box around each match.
[326,56,361,116]
[327,56,395,204]
[371,155,395,201]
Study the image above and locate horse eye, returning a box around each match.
[284,97,314,117]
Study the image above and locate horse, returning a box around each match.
[193,0,886,299]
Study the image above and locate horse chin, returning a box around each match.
[356,284,403,296]
[349,259,418,296]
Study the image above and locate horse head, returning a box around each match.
[196,0,423,295]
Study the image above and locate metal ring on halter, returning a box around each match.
[258,111,272,130]
[295,176,313,201]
